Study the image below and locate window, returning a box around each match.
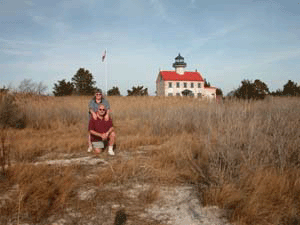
[168,93,173,96]
[176,82,180,88]
[176,93,180,96]
[168,82,172,88]
[191,83,194,88]
[198,83,201,88]
[197,93,202,97]
[184,83,187,88]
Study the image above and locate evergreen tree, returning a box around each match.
[234,79,269,100]
[253,79,269,97]
[0,86,9,94]
[71,68,96,95]
[53,79,74,96]
[107,86,121,96]
[270,89,283,96]
[204,79,211,87]
[216,88,223,96]
[127,86,148,96]
[282,80,300,96]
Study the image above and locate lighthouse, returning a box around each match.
[172,53,187,75]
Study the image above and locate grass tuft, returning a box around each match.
[1,164,77,223]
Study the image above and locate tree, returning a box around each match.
[234,80,255,99]
[216,88,223,96]
[204,79,211,87]
[0,86,9,94]
[127,86,148,96]
[233,79,269,100]
[107,86,121,96]
[282,80,300,96]
[181,89,193,96]
[36,82,47,95]
[18,79,36,93]
[53,79,74,96]
[71,68,96,95]
[18,79,47,95]
[270,89,283,96]
[253,79,269,97]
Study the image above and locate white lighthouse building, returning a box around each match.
[156,54,217,99]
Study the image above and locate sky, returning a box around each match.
[0,0,300,95]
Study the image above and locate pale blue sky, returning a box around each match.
[1,0,299,95]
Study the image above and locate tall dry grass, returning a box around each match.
[18,95,86,129]
[198,98,300,225]
[0,164,77,224]
[1,94,299,224]
[110,96,300,224]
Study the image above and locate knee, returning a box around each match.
[110,131,116,138]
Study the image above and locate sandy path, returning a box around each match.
[31,151,232,225]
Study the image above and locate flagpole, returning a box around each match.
[105,49,108,96]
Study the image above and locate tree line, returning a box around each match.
[1,67,299,99]
[0,79,48,95]
[228,79,300,100]
[53,68,148,96]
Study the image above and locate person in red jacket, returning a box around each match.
[87,89,111,152]
[88,104,115,155]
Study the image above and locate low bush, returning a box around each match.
[0,94,26,129]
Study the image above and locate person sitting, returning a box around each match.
[87,89,111,152]
[88,104,115,156]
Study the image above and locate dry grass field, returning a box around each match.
[0,94,299,224]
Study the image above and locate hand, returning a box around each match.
[101,132,108,140]
[92,112,97,120]
[104,114,109,121]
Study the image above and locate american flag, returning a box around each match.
[102,50,106,62]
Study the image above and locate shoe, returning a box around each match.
[87,146,93,152]
[108,147,115,156]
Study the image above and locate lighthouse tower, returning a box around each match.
[172,53,187,75]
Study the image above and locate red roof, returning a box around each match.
[159,71,204,81]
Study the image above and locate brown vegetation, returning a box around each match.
[0,94,299,224]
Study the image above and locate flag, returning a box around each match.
[102,50,106,62]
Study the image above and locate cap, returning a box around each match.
[95,89,102,94]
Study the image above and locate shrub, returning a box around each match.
[53,79,74,96]
[0,94,26,129]
[0,130,10,176]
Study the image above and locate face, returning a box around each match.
[95,92,102,99]
[98,106,106,116]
